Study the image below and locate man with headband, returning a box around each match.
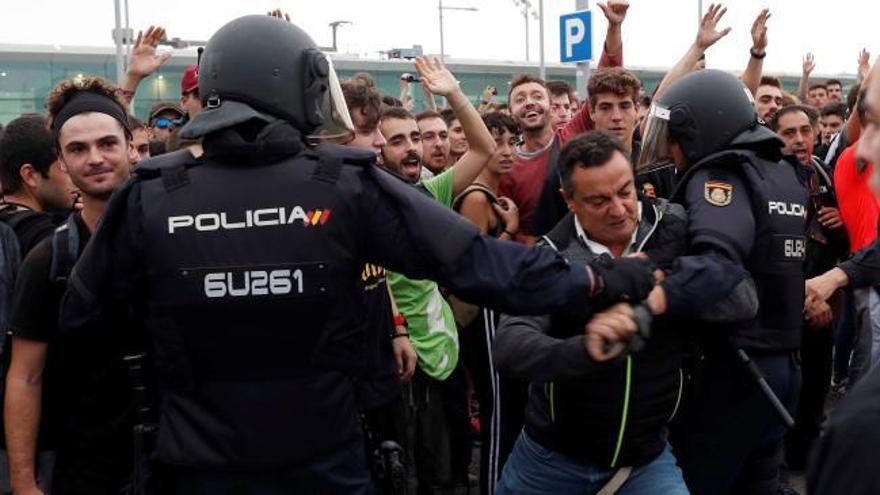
[4,76,135,495]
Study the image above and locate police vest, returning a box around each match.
[132,145,385,469]
[679,149,807,351]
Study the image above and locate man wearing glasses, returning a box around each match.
[147,102,184,145]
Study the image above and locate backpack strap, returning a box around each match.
[49,214,80,286]
[0,205,38,229]
[452,183,498,212]
[531,138,567,236]
[0,221,23,337]
[0,205,50,254]
[810,157,835,193]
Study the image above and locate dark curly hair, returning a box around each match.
[45,75,130,141]
[588,68,641,109]
[342,78,382,130]
[482,111,520,137]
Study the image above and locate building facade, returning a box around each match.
[0,43,849,125]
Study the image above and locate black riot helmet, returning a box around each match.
[180,15,353,142]
[638,69,781,173]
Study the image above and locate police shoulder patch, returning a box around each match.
[704,181,733,207]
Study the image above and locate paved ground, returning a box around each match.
[792,471,808,493]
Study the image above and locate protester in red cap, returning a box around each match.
[180,65,202,120]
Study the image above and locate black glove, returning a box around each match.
[589,254,655,305]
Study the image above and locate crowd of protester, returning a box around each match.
[0,2,879,494]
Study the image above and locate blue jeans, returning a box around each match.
[495,432,689,495]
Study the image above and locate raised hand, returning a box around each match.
[403,96,416,112]
[597,0,630,26]
[750,8,770,53]
[127,26,171,80]
[482,85,497,103]
[859,48,871,81]
[803,53,816,76]
[399,74,412,93]
[696,4,732,51]
[267,8,291,22]
[413,56,459,98]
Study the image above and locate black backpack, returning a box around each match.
[0,212,75,438]
[0,205,46,348]
[0,210,155,493]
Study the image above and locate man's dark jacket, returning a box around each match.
[495,198,688,467]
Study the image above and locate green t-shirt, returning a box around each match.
[387,168,458,380]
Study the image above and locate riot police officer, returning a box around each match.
[57,15,655,494]
[638,70,808,495]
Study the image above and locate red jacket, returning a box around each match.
[834,144,879,253]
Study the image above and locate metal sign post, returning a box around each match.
[539,0,545,79]
[559,1,592,100]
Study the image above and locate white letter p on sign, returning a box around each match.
[565,18,585,58]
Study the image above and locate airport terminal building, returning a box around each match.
[0,43,844,125]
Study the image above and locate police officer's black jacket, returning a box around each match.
[495,198,689,468]
[57,122,613,471]
[672,148,809,351]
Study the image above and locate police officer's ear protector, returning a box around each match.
[197,47,224,111]
[303,48,329,129]
[668,105,701,166]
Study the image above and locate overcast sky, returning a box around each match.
[1,0,877,77]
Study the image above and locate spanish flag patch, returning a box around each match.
[704,181,733,207]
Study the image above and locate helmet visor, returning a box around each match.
[636,104,674,175]
[307,56,355,145]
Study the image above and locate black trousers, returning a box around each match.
[156,442,372,495]
[671,347,801,495]
[440,357,472,487]
[785,323,833,469]
[394,367,453,495]
[460,308,528,495]
[833,288,856,382]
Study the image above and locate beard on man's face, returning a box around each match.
[515,104,549,132]
[385,149,422,183]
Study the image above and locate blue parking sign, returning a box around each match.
[559,10,592,63]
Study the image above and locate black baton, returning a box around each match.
[736,348,796,429]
